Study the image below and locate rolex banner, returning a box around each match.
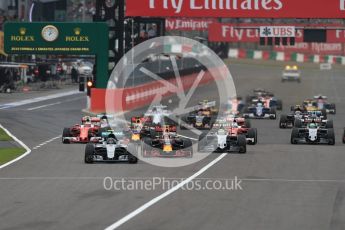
[126,0,345,18]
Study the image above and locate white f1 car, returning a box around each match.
[85,131,137,164]
[291,122,335,145]
[198,127,247,154]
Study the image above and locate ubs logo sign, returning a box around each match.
[11,27,35,42]
[65,27,89,42]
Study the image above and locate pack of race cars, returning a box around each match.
[279,95,338,145]
[62,89,344,164]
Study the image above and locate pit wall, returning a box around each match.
[90,67,226,113]
[228,49,345,64]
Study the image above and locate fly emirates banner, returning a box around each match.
[126,0,345,18]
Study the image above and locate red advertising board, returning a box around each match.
[126,0,345,19]
[208,23,304,42]
[166,18,215,31]
[328,30,345,43]
[274,43,344,55]
[208,23,345,43]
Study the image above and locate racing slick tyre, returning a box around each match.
[325,120,334,129]
[84,143,95,163]
[331,104,336,114]
[244,119,251,128]
[294,119,303,128]
[291,128,299,144]
[127,144,138,164]
[343,129,345,144]
[88,129,95,140]
[62,128,71,144]
[247,128,257,145]
[141,137,152,158]
[279,115,288,129]
[327,129,335,145]
[321,109,327,119]
[270,108,277,120]
[276,100,283,111]
[183,139,193,158]
[149,130,158,138]
[237,135,247,154]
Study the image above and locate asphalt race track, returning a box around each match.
[1,62,345,230]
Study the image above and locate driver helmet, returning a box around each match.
[232,120,239,128]
[84,116,91,124]
[308,123,317,129]
[106,137,116,144]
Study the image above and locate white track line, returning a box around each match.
[32,136,61,150]
[0,124,31,170]
[27,96,84,111]
[104,153,227,230]
[27,102,62,111]
[0,90,81,110]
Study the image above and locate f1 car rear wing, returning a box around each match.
[193,101,216,111]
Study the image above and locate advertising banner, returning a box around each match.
[208,23,304,42]
[166,18,215,31]
[126,0,345,19]
[273,43,344,55]
[0,31,5,56]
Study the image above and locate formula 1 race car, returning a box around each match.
[290,122,335,145]
[313,95,336,114]
[144,104,175,125]
[141,125,193,158]
[96,113,115,128]
[129,116,152,141]
[84,131,137,164]
[90,122,132,143]
[282,65,301,82]
[198,126,247,153]
[279,110,304,129]
[293,115,333,129]
[62,121,100,144]
[223,97,245,115]
[181,100,218,129]
[280,110,328,129]
[212,117,257,145]
[243,102,276,120]
[246,89,283,111]
[129,114,177,141]
[81,116,101,125]
[301,99,328,116]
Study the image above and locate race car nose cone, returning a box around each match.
[131,134,140,141]
[163,145,173,152]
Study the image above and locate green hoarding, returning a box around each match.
[4,22,109,88]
